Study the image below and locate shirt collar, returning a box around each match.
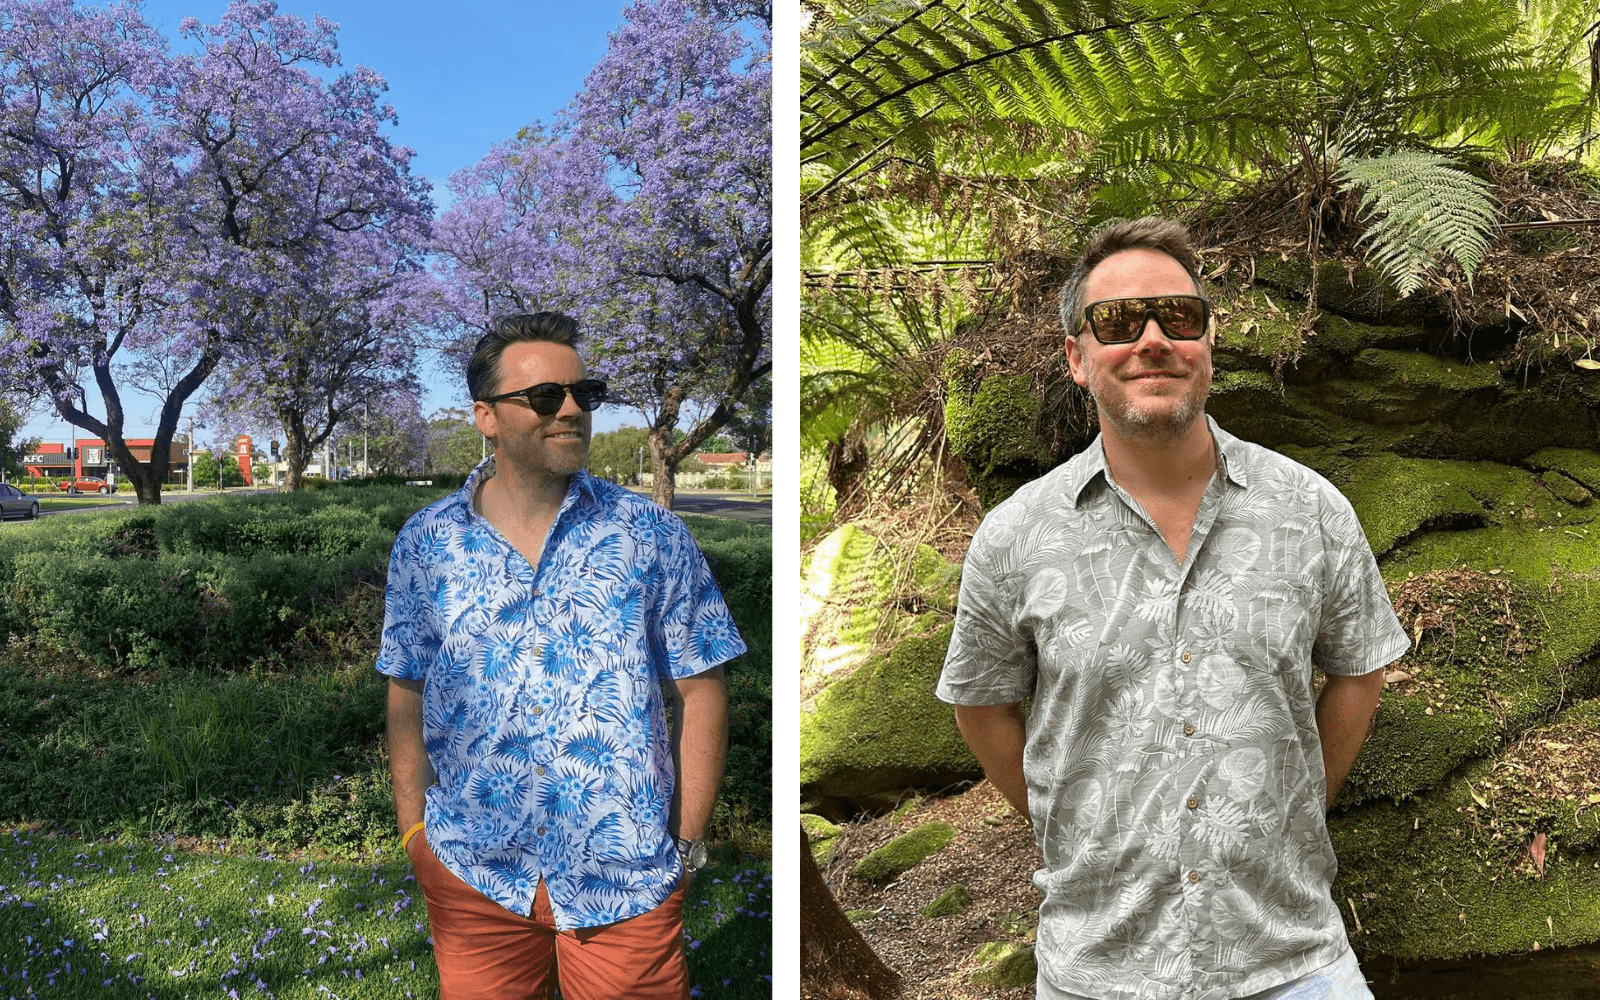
[460,456,605,521]
[1063,414,1248,507]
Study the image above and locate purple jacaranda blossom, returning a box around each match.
[0,0,430,505]
[428,0,769,511]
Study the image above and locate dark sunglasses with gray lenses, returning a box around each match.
[1082,295,1211,345]
[481,379,608,415]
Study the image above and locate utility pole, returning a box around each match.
[186,416,193,492]
[363,400,369,476]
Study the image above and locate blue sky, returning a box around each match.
[20,0,645,446]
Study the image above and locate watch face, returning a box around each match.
[685,839,709,871]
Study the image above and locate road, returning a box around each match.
[658,491,772,525]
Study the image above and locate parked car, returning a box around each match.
[57,476,112,494]
[0,483,40,520]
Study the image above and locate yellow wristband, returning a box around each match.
[401,821,425,853]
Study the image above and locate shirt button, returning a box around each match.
[535,766,546,776]
[537,826,546,836]
[1180,651,1192,663]
[1183,723,1195,736]
[533,645,544,657]
[1187,797,1199,810]
[1189,870,1201,884]
[532,706,544,716]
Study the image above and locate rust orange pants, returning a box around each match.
[408,829,691,1000]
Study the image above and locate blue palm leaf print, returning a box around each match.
[585,812,630,863]
[491,733,540,764]
[563,731,621,770]
[494,596,535,628]
[578,868,634,898]
[478,632,523,683]
[581,670,627,724]
[539,769,598,817]
[482,856,538,896]
[469,768,526,813]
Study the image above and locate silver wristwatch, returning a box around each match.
[676,836,709,873]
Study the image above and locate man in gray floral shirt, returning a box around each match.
[937,218,1410,1000]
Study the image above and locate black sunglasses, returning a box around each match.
[1081,295,1211,345]
[480,379,608,415]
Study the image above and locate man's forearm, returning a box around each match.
[1316,668,1386,810]
[669,666,729,842]
[954,702,1030,822]
[386,677,436,836]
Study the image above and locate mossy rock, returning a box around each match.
[1526,447,1600,496]
[800,625,980,814]
[844,909,879,923]
[852,821,957,883]
[941,350,1057,509]
[802,813,841,866]
[968,941,1037,987]
[1335,698,1600,962]
[922,883,972,918]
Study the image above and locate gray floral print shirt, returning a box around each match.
[937,417,1409,1000]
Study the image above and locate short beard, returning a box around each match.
[1083,354,1208,443]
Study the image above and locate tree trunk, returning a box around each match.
[800,826,901,999]
[648,426,677,510]
[825,426,870,523]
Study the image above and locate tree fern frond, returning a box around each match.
[1336,150,1497,297]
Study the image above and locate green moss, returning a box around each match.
[1339,454,1504,556]
[1353,348,1503,394]
[852,821,957,882]
[844,909,879,923]
[1543,472,1593,505]
[941,351,1055,509]
[1527,448,1600,496]
[968,941,1037,987]
[802,813,841,865]
[1334,700,1600,962]
[921,883,972,918]
[1314,314,1400,355]
[799,626,979,807]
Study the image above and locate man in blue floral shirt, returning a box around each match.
[379,312,745,999]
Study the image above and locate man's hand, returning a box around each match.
[1316,668,1386,810]
[668,665,729,844]
[386,677,436,836]
[953,702,1031,823]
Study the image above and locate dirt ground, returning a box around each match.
[817,781,1040,1000]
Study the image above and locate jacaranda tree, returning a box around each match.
[0,0,430,504]
[432,0,770,509]
[203,228,430,491]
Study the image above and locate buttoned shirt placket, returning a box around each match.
[1102,462,1233,997]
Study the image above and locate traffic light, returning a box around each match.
[271,439,280,460]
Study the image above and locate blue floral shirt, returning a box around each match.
[376,460,746,929]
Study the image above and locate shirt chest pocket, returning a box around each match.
[1232,571,1322,673]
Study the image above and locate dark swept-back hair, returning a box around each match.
[465,312,584,401]
[1057,217,1206,337]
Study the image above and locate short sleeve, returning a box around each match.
[375,519,443,681]
[936,511,1038,705]
[1313,487,1411,676]
[654,515,747,681]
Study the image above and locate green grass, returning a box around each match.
[0,829,770,998]
[34,497,128,511]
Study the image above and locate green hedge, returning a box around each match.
[0,487,442,671]
[0,489,772,847]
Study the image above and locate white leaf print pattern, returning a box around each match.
[934,423,1412,1000]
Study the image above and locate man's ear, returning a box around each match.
[1065,333,1089,386]
[473,400,497,446]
